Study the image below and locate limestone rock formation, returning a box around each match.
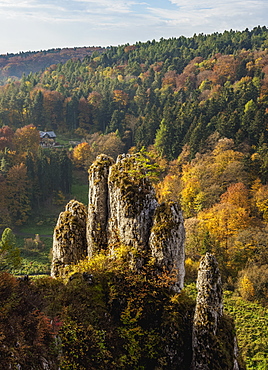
[149,202,185,293]
[233,337,241,370]
[52,153,185,291]
[51,200,87,277]
[87,154,114,258]
[192,253,225,369]
[108,154,159,266]
[192,253,243,370]
[50,155,243,369]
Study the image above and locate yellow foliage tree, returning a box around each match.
[113,89,129,107]
[72,142,92,170]
[14,124,40,155]
[179,138,247,218]
[251,179,268,221]
[220,182,250,210]
[199,182,251,253]
[200,203,250,250]
[86,132,125,161]
[156,173,180,202]
[212,138,244,175]
[238,274,255,301]
[180,163,205,217]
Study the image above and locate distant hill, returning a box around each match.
[0,46,105,80]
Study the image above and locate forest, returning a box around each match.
[0,26,268,369]
[0,46,105,80]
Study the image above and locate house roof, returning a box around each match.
[39,131,56,139]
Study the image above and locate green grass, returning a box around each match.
[71,169,88,205]
[224,291,268,370]
[18,223,54,236]
[71,183,88,205]
[10,168,89,276]
[56,133,81,146]
[12,235,52,276]
[13,208,56,276]
[184,284,268,369]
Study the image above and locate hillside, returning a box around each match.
[0,26,268,368]
[0,26,267,156]
[0,46,105,81]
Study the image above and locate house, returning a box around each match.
[39,131,56,146]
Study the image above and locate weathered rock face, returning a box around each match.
[108,154,159,264]
[50,155,242,369]
[233,337,241,370]
[192,253,244,370]
[51,200,87,278]
[149,202,185,293]
[192,252,223,369]
[52,153,185,291]
[87,154,114,258]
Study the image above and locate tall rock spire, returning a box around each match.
[87,154,114,258]
[149,202,185,293]
[52,153,185,291]
[51,200,87,278]
[192,253,223,369]
[192,253,243,370]
[107,154,158,265]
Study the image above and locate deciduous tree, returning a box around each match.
[14,124,40,154]
[72,142,92,170]
[0,125,14,150]
[0,228,21,271]
[6,163,31,225]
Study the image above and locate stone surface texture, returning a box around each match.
[87,154,114,257]
[51,200,87,277]
[52,153,185,291]
[149,202,185,292]
[192,252,224,369]
[50,155,242,369]
[107,154,159,265]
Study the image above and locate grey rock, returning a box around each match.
[52,153,185,291]
[107,154,158,267]
[149,202,185,293]
[51,199,87,278]
[191,253,243,369]
[87,154,114,257]
[192,253,223,370]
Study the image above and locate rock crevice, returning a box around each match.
[52,153,185,291]
[50,154,243,369]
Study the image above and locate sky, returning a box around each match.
[0,0,267,55]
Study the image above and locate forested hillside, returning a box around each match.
[0,124,71,228]
[1,26,268,155]
[0,26,268,368]
[0,46,105,80]
[1,25,268,262]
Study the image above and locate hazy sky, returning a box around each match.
[0,0,267,54]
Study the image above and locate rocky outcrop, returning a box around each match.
[192,253,224,369]
[233,337,241,370]
[149,202,185,293]
[87,154,114,258]
[192,252,244,370]
[51,153,185,291]
[51,200,87,278]
[108,154,159,266]
[50,155,243,369]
